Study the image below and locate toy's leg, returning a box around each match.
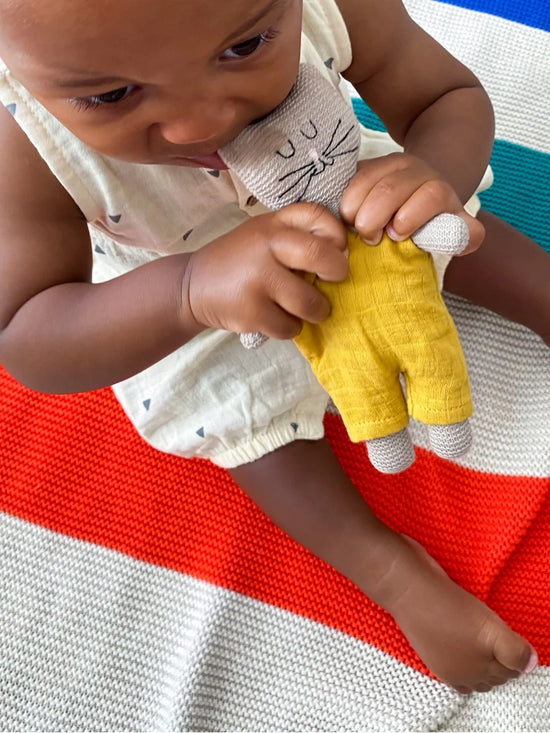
[444,210,550,346]
[400,307,472,461]
[427,419,473,460]
[366,427,415,473]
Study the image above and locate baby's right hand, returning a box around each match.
[183,203,348,339]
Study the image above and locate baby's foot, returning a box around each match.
[371,535,537,693]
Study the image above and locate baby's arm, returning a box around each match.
[0,105,202,392]
[0,105,347,393]
[336,0,493,243]
[336,0,550,345]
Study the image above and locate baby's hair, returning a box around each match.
[0,0,29,28]
[0,0,44,29]
[0,0,24,14]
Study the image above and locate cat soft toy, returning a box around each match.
[220,64,473,474]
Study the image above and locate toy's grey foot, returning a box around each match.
[366,428,415,474]
[428,419,472,459]
[240,332,267,349]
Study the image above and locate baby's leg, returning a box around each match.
[444,211,550,346]
[228,438,537,693]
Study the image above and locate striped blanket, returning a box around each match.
[1,1,549,730]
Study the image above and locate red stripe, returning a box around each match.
[0,367,548,674]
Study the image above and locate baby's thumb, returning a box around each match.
[456,211,485,256]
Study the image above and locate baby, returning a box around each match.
[0,0,547,695]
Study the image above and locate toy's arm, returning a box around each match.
[411,213,469,255]
[240,330,268,349]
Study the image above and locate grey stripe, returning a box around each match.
[0,513,463,732]
[445,669,550,732]
[403,0,550,154]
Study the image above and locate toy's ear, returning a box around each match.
[219,63,361,216]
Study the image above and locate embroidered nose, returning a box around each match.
[309,148,326,174]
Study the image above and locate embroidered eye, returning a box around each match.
[220,28,279,59]
[71,85,136,111]
[300,120,318,140]
[276,140,296,159]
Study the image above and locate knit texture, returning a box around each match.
[366,426,416,473]
[1,0,549,729]
[0,343,549,730]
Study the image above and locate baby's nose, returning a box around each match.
[158,101,235,146]
[308,148,327,174]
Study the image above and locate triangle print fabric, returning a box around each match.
[1,0,550,730]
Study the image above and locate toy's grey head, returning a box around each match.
[220,64,360,217]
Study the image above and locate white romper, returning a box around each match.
[0,0,490,467]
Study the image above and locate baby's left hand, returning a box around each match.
[339,152,484,255]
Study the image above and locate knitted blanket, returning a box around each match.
[1,1,549,730]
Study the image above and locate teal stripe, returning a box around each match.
[351,98,550,253]
[352,98,385,132]
[478,141,550,254]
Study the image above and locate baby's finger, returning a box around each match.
[340,154,405,218]
[254,304,303,341]
[386,179,460,241]
[455,213,485,256]
[270,228,349,282]
[276,202,347,251]
[353,180,433,244]
[265,266,332,326]
[340,155,433,241]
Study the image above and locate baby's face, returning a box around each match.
[0,0,302,166]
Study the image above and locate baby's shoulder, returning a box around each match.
[0,102,80,220]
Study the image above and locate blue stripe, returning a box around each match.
[431,0,550,32]
[352,99,550,254]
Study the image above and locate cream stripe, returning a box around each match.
[2,513,549,731]
[414,294,550,477]
[443,667,550,731]
[403,0,550,153]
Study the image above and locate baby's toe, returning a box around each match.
[493,630,537,674]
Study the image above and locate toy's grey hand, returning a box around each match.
[411,213,469,255]
[240,331,268,349]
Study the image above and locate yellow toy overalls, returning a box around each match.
[294,230,473,442]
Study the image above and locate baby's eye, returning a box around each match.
[220,29,278,60]
[72,85,136,110]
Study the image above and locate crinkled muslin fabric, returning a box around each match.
[0,0,549,730]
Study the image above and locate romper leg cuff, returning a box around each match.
[209,395,329,468]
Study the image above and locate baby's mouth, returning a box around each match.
[250,111,271,125]
[182,152,228,170]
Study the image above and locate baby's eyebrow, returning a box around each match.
[222,0,287,43]
[53,76,127,90]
